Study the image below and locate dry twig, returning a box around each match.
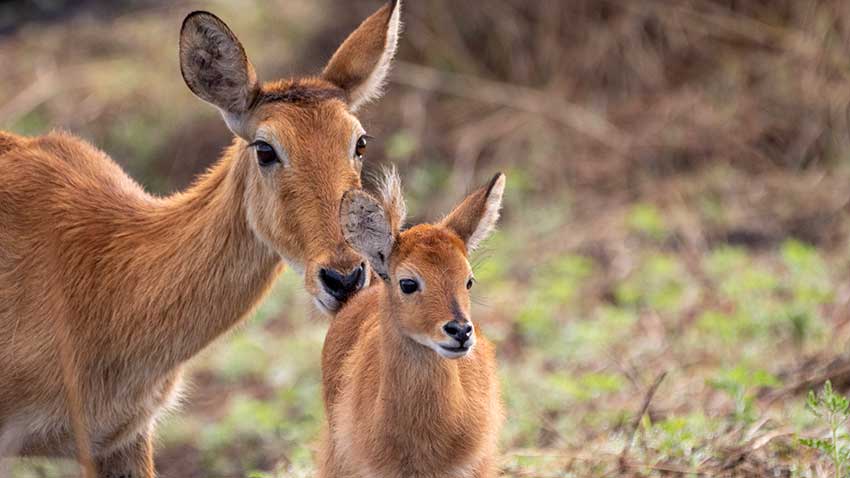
[619,371,668,471]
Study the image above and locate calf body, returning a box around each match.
[319,171,506,478]
[321,287,501,478]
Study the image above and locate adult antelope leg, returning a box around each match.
[94,431,154,478]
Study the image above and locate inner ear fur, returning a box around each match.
[340,190,395,279]
[441,172,506,252]
[179,11,260,130]
[374,166,406,234]
[321,0,402,111]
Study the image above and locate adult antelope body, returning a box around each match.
[0,1,401,476]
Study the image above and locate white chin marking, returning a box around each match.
[436,346,471,359]
[313,296,339,316]
[411,334,473,359]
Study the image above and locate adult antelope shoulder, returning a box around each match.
[319,170,506,478]
[0,2,401,476]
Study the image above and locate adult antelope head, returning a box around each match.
[179,0,402,312]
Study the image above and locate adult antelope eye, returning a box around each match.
[252,141,278,166]
[354,135,369,160]
[466,278,475,290]
[399,278,419,294]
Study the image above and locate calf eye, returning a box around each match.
[251,141,279,166]
[399,278,419,294]
[466,278,474,290]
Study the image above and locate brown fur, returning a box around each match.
[0,131,22,155]
[0,2,402,477]
[319,173,506,478]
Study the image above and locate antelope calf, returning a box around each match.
[319,171,506,478]
[0,2,401,476]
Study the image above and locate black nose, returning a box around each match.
[443,320,473,345]
[319,263,365,302]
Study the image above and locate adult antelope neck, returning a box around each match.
[103,141,280,370]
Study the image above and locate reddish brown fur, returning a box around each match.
[0,2,402,477]
[319,174,506,478]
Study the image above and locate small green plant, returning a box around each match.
[247,472,273,478]
[627,203,667,240]
[709,365,779,423]
[800,381,850,478]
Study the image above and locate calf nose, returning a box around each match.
[319,263,365,302]
[443,320,473,345]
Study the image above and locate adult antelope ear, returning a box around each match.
[179,11,260,138]
[441,173,506,253]
[340,190,396,280]
[322,0,402,111]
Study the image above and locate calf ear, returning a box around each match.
[179,11,260,137]
[322,0,402,111]
[340,190,396,280]
[441,173,506,253]
[375,166,406,235]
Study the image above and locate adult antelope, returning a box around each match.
[319,170,506,478]
[0,1,401,476]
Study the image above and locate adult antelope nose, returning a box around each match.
[319,263,365,302]
[443,320,473,345]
